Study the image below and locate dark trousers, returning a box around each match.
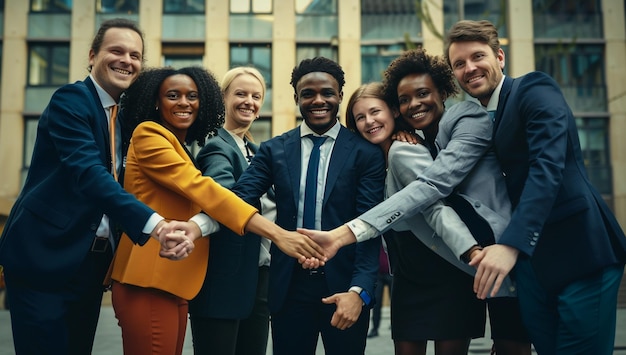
[271,270,370,355]
[515,258,624,355]
[5,248,111,355]
[190,266,270,355]
[371,271,392,331]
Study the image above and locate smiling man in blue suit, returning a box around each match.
[233,57,385,355]
[0,18,198,355]
[444,20,626,355]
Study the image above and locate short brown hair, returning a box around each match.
[444,20,500,67]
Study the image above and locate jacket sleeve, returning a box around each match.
[359,101,491,235]
[388,142,476,259]
[130,122,257,235]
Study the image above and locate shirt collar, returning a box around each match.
[485,75,506,111]
[90,74,117,110]
[300,119,340,140]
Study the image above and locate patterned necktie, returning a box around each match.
[109,104,118,180]
[303,135,327,229]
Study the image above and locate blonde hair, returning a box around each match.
[220,66,267,142]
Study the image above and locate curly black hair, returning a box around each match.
[290,56,345,92]
[382,48,459,110]
[121,66,224,147]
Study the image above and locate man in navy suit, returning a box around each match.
[233,57,385,355]
[0,18,199,354]
[444,20,626,354]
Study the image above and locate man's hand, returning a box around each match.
[151,220,199,260]
[321,292,363,330]
[243,213,326,263]
[469,244,519,299]
[297,225,355,268]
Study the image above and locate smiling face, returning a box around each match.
[448,40,505,106]
[223,73,264,132]
[295,72,342,135]
[352,97,396,147]
[397,73,444,139]
[157,74,199,142]
[89,27,143,101]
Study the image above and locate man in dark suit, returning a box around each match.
[0,18,198,354]
[444,20,626,354]
[233,57,385,355]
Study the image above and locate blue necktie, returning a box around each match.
[303,135,327,229]
[488,110,496,122]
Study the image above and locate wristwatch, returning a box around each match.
[348,286,372,307]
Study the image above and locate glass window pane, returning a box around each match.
[444,0,507,38]
[96,0,138,14]
[164,0,205,14]
[535,44,606,112]
[164,56,203,69]
[576,117,611,194]
[231,0,250,13]
[296,0,336,14]
[30,0,72,12]
[28,44,69,86]
[361,0,420,41]
[252,0,272,13]
[361,44,404,83]
[533,0,602,38]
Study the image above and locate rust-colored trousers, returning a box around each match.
[112,281,188,354]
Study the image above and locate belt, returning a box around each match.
[90,236,110,253]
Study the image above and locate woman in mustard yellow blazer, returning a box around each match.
[110,66,323,355]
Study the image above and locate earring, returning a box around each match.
[155,106,159,111]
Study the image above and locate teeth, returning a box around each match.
[113,68,130,75]
[368,127,382,134]
[239,108,254,114]
[311,109,327,115]
[412,112,425,119]
[174,112,191,117]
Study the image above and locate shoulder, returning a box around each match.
[445,100,485,117]
[389,140,431,160]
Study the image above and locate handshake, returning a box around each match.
[150,218,353,266]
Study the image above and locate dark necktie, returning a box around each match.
[303,135,327,229]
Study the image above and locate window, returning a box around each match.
[164,0,205,14]
[28,43,69,86]
[360,0,420,41]
[535,44,606,112]
[230,44,272,142]
[533,0,602,38]
[361,44,404,83]
[443,0,507,38]
[576,117,611,194]
[30,0,71,12]
[296,0,337,40]
[230,0,272,13]
[229,0,273,40]
[96,0,138,14]
[296,44,337,64]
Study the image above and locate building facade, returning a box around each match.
[0,0,625,296]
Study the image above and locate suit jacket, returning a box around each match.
[494,72,626,291]
[111,122,257,300]
[359,101,497,236]
[189,127,265,318]
[386,101,517,297]
[0,77,154,289]
[233,124,385,313]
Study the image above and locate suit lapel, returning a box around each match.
[85,77,110,147]
[286,128,303,207]
[218,128,249,171]
[493,76,513,135]
[324,126,352,206]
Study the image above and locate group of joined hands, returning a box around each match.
[153,218,518,301]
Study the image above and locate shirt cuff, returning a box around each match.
[190,213,220,237]
[142,213,164,235]
[346,219,379,242]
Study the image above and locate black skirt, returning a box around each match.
[386,230,486,341]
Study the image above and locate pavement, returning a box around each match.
[0,290,625,354]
